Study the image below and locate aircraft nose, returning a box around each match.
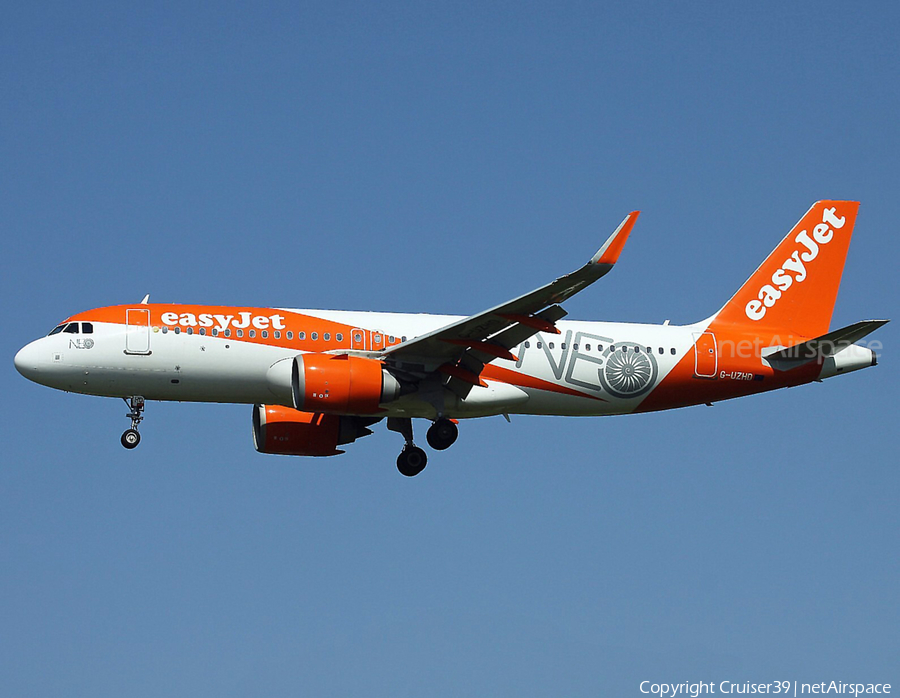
[14,341,41,380]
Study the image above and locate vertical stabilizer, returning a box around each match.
[711,201,859,338]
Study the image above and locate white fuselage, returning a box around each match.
[16,309,700,418]
[15,306,876,422]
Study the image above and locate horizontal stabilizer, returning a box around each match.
[765,319,889,365]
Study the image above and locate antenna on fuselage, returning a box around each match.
[140,294,150,304]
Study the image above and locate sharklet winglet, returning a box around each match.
[590,210,639,266]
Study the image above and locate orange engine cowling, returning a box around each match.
[252,404,376,457]
[292,353,400,414]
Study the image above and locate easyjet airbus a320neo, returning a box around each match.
[15,201,888,476]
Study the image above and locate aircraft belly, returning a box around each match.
[66,332,296,405]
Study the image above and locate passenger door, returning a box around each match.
[125,309,151,355]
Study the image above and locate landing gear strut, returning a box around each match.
[426,418,458,451]
[388,417,427,477]
[121,396,145,449]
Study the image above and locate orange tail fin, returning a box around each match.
[711,201,859,338]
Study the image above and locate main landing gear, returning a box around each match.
[426,418,458,451]
[397,443,428,477]
[388,417,460,477]
[121,396,145,449]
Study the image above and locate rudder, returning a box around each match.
[711,201,859,338]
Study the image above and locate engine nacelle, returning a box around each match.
[252,404,375,457]
[292,353,400,414]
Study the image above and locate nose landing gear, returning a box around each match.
[121,396,145,449]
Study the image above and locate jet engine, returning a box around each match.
[292,354,401,414]
[252,404,377,456]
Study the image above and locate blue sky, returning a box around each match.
[2,2,898,695]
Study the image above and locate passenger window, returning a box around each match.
[402,336,407,342]
[64,323,79,334]
[81,322,93,334]
[671,348,676,355]
[573,344,578,350]
[287,331,293,340]
[337,333,343,342]
[224,329,231,337]
[353,332,362,342]
[524,341,530,348]
[387,335,393,343]
[598,344,603,351]
[658,347,664,354]
[212,329,218,337]
[187,327,194,335]
[561,343,566,350]
[162,326,168,334]
[236,329,243,338]
[174,327,180,334]
[200,328,206,336]
[311,332,318,340]
[299,332,305,340]
[324,333,330,341]
[585,344,591,351]
[634,346,639,352]
[274,331,281,339]
[261,331,268,339]
[537,342,542,349]
[549,342,555,349]
[249,330,256,338]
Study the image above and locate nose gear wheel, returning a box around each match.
[121,396,146,450]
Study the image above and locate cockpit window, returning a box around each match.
[63,323,79,334]
[81,322,93,334]
[48,324,66,336]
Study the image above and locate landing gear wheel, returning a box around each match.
[397,445,428,477]
[121,429,141,449]
[426,418,458,451]
[121,396,146,450]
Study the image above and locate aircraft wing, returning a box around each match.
[382,211,639,397]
